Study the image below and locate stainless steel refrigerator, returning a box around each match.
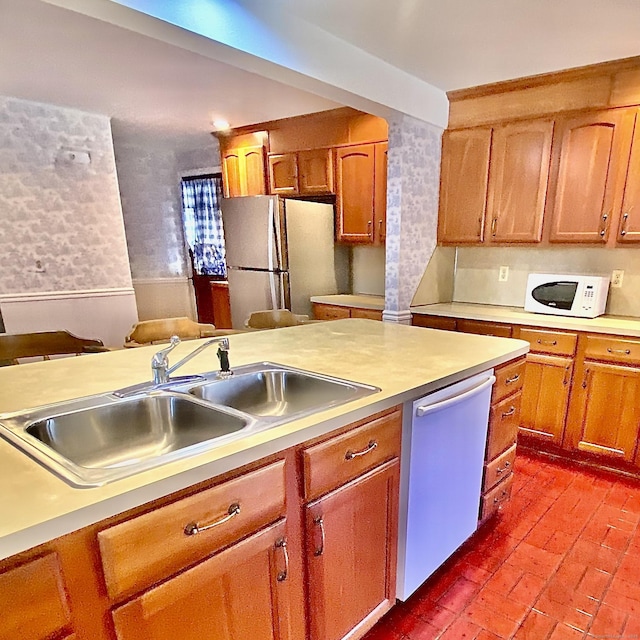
[221,195,348,328]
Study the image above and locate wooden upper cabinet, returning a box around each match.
[374,142,388,244]
[485,120,554,243]
[335,143,376,243]
[298,148,333,194]
[438,128,492,244]
[548,109,634,243]
[268,153,298,195]
[617,110,640,243]
[222,145,266,197]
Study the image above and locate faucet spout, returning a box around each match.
[165,336,231,380]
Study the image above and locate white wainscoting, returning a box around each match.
[132,277,196,322]
[0,288,138,348]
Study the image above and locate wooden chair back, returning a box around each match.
[0,331,107,366]
[124,317,219,347]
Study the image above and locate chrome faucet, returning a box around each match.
[151,335,232,384]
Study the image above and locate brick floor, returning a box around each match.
[364,450,640,640]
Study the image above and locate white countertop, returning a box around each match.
[411,302,640,338]
[310,294,385,310]
[0,319,527,560]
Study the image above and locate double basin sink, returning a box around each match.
[0,362,379,487]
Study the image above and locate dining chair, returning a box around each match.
[124,317,243,347]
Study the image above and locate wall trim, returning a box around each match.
[0,287,135,303]
[382,309,413,324]
[132,277,191,285]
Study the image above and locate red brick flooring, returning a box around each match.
[365,450,640,640]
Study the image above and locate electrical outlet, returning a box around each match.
[498,266,509,282]
[611,269,624,288]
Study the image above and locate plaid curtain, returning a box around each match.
[181,175,226,276]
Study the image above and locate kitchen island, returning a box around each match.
[0,319,528,640]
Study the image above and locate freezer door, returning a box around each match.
[226,268,288,329]
[221,196,285,270]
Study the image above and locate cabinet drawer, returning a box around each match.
[457,319,513,338]
[312,303,350,321]
[412,315,457,331]
[492,358,525,402]
[584,335,640,365]
[519,328,577,356]
[486,391,522,460]
[483,444,517,492]
[98,460,286,600]
[0,553,71,640]
[302,410,401,501]
[351,307,383,321]
[480,473,514,521]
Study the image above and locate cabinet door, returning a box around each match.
[549,109,633,243]
[617,111,640,242]
[486,120,553,243]
[112,520,294,640]
[438,128,492,244]
[374,142,388,244]
[457,319,512,338]
[222,149,243,198]
[311,303,350,321]
[335,144,376,243]
[298,149,333,194]
[305,460,398,640]
[520,354,572,446]
[242,146,267,196]
[268,153,298,195]
[567,361,640,462]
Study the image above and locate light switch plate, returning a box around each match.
[498,266,509,282]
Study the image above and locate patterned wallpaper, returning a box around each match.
[112,123,220,279]
[0,96,132,294]
[385,113,443,314]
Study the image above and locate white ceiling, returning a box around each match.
[1,0,639,142]
[279,0,640,91]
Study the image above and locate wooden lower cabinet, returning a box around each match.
[112,520,293,640]
[312,302,383,322]
[305,461,399,640]
[520,354,573,446]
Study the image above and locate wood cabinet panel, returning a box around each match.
[486,119,554,243]
[268,153,298,195]
[312,303,350,321]
[374,142,388,244]
[518,327,577,356]
[411,315,458,331]
[520,354,572,446]
[584,334,640,365]
[567,361,640,462]
[305,460,398,640]
[457,319,513,338]
[617,110,640,242]
[0,553,71,640]
[492,357,525,402]
[438,128,492,244]
[350,308,383,321]
[483,444,516,492]
[548,109,634,243]
[98,460,286,600]
[480,473,514,521]
[302,410,401,501]
[222,145,266,197]
[335,144,376,243]
[112,520,293,640]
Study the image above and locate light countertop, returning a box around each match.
[0,319,527,560]
[310,294,385,310]
[411,302,640,338]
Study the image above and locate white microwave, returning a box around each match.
[524,274,610,318]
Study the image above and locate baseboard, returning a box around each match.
[382,309,412,324]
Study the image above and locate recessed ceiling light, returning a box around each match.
[212,119,231,131]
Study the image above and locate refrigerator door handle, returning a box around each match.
[267,198,276,273]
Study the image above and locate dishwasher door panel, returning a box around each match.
[397,372,494,600]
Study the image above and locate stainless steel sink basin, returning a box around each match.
[0,362,379,487]
[187,362,379,420]
[0,393,250,487]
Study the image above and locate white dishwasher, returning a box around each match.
[396,371,495,600]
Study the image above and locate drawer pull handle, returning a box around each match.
[620,212,630,237]
[536,339,557,346]
[501,406,516,418]
[314,517,325,557]
[496,461,511,474]
[345,440,378,460]
[607,348,631,355]
[184,503,240,536]
[505,374,520,384]
[367,220,373,239]
[275,538,289,582]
